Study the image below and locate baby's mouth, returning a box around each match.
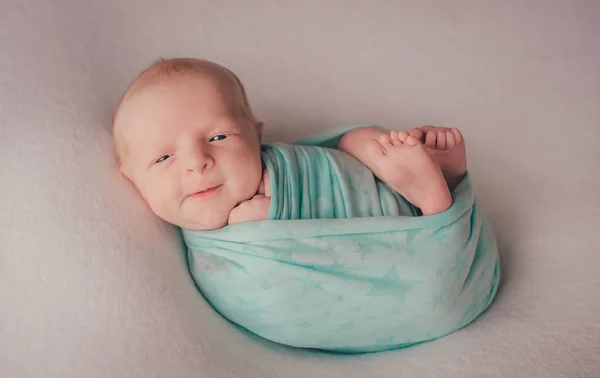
[188,185,222,199]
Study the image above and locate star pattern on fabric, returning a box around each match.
[293,303,305,311]
[434,228,450,244]
[430,295,444,310]
[405,230,419,244]
[260,280,273,290]
[357,240,376,259]
[375,238,396,250]
[297,321,314,330]
[295,274,325,292]
[321,241,337,255]
[270,245,295,262]
[436,267,445,277]
[366,267,422,303]
[449,254,470,278]
[337,320,356,332]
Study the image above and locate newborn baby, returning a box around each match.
[112,58,467,230]
[112,58,498,353]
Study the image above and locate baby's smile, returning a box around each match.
[187,185,223,200]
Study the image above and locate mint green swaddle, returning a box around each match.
[182,124,500,353]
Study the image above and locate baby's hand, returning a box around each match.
[227,194,271,225]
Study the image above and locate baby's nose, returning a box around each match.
[183,146,214,174]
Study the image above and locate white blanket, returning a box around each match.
[2,0,599,377]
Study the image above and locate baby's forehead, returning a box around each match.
[116,78,234,143]
[113,59,253,153]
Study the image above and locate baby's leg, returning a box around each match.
[409,126,466,191]
[366,131,452,215]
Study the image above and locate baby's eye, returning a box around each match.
[210,135,227,142]
[154,155,171,164]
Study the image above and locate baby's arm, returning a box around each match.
[337,126,388,169]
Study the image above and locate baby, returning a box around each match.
[110,58,501,354]
[112,58,467,230]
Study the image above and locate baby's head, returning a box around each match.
[113,58,264,230]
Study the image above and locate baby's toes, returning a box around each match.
[405,135,421,146]
[436,131,447,149]
[451,128,464,144]
[389,130,403,145]
[425,130,437,148]
[420,125,436,133]
[394,131,410,144]
[409,128,425,143]
[379,133,393,148]
[445,130,456,149]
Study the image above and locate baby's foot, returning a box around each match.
[409,126,467,191]
[366,130,452,215]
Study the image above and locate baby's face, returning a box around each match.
[116,76,263,230]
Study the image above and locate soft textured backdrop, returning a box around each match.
[1,1,599,377]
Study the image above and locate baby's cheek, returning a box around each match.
[241,171,262,199]
[143,179,175,214]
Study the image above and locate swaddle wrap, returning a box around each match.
[183,125,500,353]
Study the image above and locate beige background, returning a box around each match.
[1,1,599,377]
